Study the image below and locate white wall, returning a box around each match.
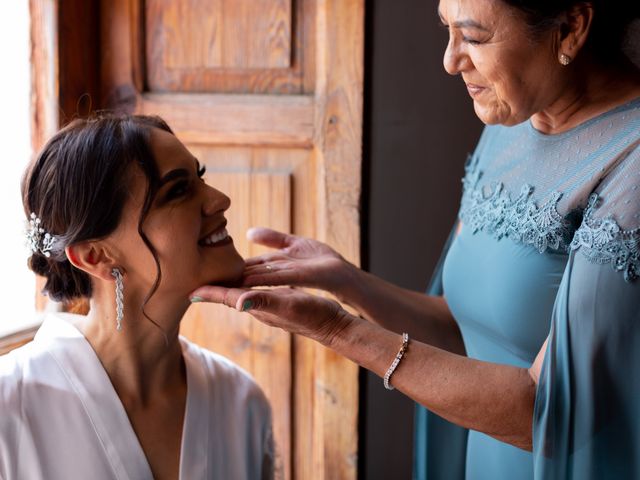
[0,1,38,336]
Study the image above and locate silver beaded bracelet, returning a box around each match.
[383,332,409,390]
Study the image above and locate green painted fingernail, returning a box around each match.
[241,300,253,312]
[190,296,204,303]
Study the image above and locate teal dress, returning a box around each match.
[414,98,640,480]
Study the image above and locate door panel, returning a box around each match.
[34,0,363,477]
[148,0,292,71]
[145,0,313,94]
[138,94,314,146]
[184,168,293,474]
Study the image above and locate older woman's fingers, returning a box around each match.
[189,286,249,308]
[247,227,295,249]
[242,263,273,274]
[242,269,296,288]
[236,288,298,314]
[243,261,288,275]
[236,290,270,312]
[244,252,288,267]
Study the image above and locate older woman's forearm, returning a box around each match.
[326,315,536,450]
[336,265,465,354]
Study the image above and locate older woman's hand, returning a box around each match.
[242,227,355,294]
[189,285,355,346]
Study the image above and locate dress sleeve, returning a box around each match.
[533,144,640,479]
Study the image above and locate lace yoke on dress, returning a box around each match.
[458,97,640,282]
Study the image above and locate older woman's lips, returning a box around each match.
[466,83,486,97]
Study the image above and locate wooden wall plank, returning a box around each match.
[58,0,100,123]
[146,0,308,94]
[139,93,315,147]
[302,0,365,478]
[29,0,59,151]
[181,166,293,479]
[221,0,292,69]
[30,0,61,313]
[156,0,224,69]
[100,0,136,110]
[248,171,293,480]
[148,0,291,70]
[0,326,40,356]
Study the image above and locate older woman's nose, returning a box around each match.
[202,185,231,216]
[443,37,463,75]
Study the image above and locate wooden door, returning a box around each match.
[31,0,364,478]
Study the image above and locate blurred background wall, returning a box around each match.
[361,1,483,478]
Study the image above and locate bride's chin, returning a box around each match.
[203,258,246,287]
[218,275,244,288]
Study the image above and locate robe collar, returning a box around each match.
[34,313,210,479]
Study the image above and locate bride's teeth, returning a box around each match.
[203,228,228,245]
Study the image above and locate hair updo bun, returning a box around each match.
[22,114,173,302]
[28,251,91,301]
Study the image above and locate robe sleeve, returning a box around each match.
[533,145,640,479]
[261,416,275,480]
[0,353,22,480]
[413,220,469,480]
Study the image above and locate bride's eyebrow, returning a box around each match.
[159,168,190,186]
[158,157,201,186]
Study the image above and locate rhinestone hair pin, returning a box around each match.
[26,213,57,258]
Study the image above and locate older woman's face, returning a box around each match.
[438,0,562,125]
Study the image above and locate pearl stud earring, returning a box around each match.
[559,53,572,66]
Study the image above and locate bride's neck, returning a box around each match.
[76,292,188,403]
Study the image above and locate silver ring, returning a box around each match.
[266,265,273,271]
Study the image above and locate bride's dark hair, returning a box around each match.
[22,113,172,303]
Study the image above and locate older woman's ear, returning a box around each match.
[556,3,595,64]
[65,243,119,282]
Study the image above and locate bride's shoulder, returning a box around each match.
[181,338,269,405]
[0,341,38,418]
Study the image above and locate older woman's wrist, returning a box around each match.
[331,260,368,305]
[314,308,360,349]
[319,312,398,381]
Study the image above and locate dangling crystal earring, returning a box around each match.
[559,53,572,66]
[111,268,124,331]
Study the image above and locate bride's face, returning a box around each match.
[110,128,244,305]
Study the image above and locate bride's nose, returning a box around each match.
[202,185,231,216]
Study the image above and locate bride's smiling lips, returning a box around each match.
[198,220,232,247]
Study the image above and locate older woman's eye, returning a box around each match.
[197,164,207,180]
[462,37,482,45]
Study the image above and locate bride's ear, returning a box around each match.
[65,242,119,282]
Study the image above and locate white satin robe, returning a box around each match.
[0,313,273,480]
